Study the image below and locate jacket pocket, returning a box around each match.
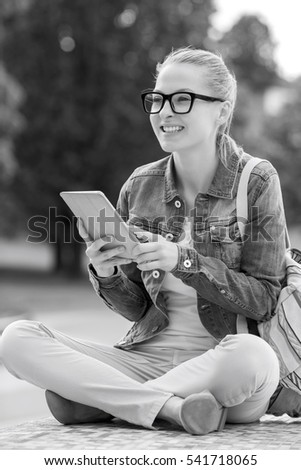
[209,219,243,269]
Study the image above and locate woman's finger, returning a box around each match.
[77,218,93,246]
[137,259,160,271]
[100,257,133,267]
[132,241,159,258]
[77,217,88,236]
[86,235,114,255]
[88,244,126,262]
[134,251,158,265]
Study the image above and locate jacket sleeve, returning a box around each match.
[170,168,287,321]
[87,178,152,321]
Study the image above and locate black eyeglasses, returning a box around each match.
[141,91,224,114]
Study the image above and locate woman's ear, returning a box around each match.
[217,101,231,126]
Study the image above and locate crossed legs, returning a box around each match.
[0,320,280,432]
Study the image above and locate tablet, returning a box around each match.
[60,190,139,259]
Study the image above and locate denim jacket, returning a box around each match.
[88,151,287,350]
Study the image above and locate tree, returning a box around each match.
[217,15,301,226]
[218,14,278,92]
[263,79,301,226]
[0,0,27,235]
[216,15,280,155]
[0,64,26,236]
[2,0,215,275]
[0,65,24,182]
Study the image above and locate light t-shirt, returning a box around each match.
[142,218,218,351]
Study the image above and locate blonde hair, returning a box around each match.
[156,47,243,162]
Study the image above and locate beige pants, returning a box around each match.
[0,320,279,429]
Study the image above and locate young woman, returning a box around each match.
[1,47,287,435]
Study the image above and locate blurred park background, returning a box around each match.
[0,0,301,427]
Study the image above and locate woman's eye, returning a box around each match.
[173,94,191,105]
[178,95,190,102]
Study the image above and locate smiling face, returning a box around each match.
[150,63,224,155]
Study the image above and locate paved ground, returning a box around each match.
[0,414,301,450]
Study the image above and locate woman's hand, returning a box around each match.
[132,231,178,273]
[77,219,132,278]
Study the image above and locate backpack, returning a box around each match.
[236,157,301,395]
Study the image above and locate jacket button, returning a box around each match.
[175,200,182,208]
[152,270,160,279]
[220,289,226,294]
[200,304,210,310]
[166,233,174,241]
[184,259,192,268]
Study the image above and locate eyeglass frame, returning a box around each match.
[141,90,225,114]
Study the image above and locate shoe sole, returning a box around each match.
[180,390,227,435]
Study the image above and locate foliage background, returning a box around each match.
[0,0,300,275]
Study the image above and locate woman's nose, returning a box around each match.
[159,99,174,117]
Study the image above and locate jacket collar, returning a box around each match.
[163,151,241,202]
[163,156,179,203]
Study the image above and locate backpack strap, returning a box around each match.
[235,156,289,334]
[236,157,291,245]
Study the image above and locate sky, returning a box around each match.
[212,0,301,80]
